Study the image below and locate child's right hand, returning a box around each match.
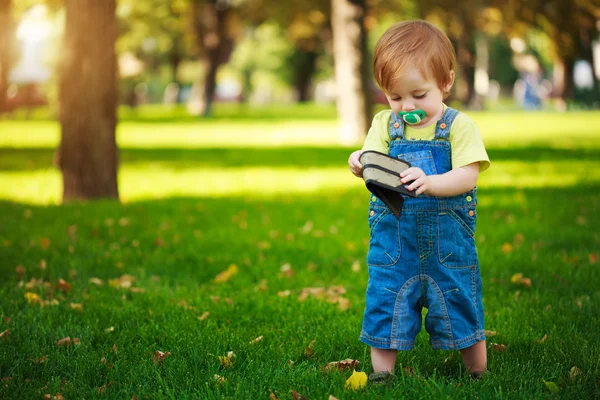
[348,150,364,178]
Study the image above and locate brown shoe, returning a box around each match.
[368,371,394,385]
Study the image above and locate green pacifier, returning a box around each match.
[398,110,427,124]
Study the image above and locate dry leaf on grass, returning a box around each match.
[0,329,9,341]
[214,264,238,283]
[197,312,210,321]
[321,358,359,372]
[492,343,508,353]
[291,390,309,400]
[217,351,235,368]
[250,335,263,344]
[536,334,548,343]
[152,350,171,365]
[89,278,104,286]
[305,339,316,358]
[56,337,80,347]
[33,355,49,364]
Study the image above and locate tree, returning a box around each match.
[0,0,15,113]
[57,0,119,201]
[188,0,233,116]
[331,0,372,145]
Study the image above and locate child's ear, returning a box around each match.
[444,70,455,92]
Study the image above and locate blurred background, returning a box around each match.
[0,0,599,202]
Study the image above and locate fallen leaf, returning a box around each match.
[345,370,368,391]
[321,358,360,372]
[328,396,339,400]
[543,380,559,394]
[198,312,210,321]
[0,329,9,341]
[56,337,80,347]
[108,274,136,289]
[589,253,598,264]
[24,292,41,305]
[536,334,548,343]
[218,351,235,368]
[254,279,268,292]
[39,237,51,249]
[152,350,171,365]
[250,335,263,344]
[510,273,532,287]
[104,327,114,333]
[33,355,49,364]
[278,290,291,297]
[306,339,316,358]
[403,365,415,375]
[351,260,361,272]
[39,260,47,270]
[300,221,313,234]
[70,303,83,312]
[502,242,513,253]
[492,343,508,353]
[569,366,582,380]
[280,263,294,277]
[15,265,25,278]
[484,330,498,337]
[269,392,278,400]
[291,390,309,400]
[43,394,64,400]
[214,264,238,283]
[213,374,226,384]
[89,278,104,286]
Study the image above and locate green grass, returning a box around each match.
[1,105,600,399]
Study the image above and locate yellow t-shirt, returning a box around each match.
[362,108,490,172]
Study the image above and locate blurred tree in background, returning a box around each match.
[3,0,599,200]
[57,0,119,201]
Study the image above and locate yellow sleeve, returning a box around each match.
[361,110,391,153]
[449,113,490,172]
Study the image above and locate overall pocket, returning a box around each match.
[438,208,477,268]
[367,207,401,267]
[398,150,438,176]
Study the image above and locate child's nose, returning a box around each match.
[401,102,415,111]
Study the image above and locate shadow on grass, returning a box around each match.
[2,146,600,171]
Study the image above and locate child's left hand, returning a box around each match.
[400,167,432,196]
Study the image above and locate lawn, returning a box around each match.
[1,105,599,399]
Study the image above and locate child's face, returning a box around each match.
[384,67,454,128]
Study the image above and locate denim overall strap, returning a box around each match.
[434,107,459,140]
[389,111,405,140]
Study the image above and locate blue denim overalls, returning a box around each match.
[360,107,485,350]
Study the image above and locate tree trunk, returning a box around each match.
[331,0,372,145]
[293,49,318,102]
[0,0,14,113]
[58,0,119,202]
[190,0,231,117]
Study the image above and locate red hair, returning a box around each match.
[373,20,456,95]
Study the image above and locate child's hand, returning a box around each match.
[400,167,432,196]
[348,150,364,177]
